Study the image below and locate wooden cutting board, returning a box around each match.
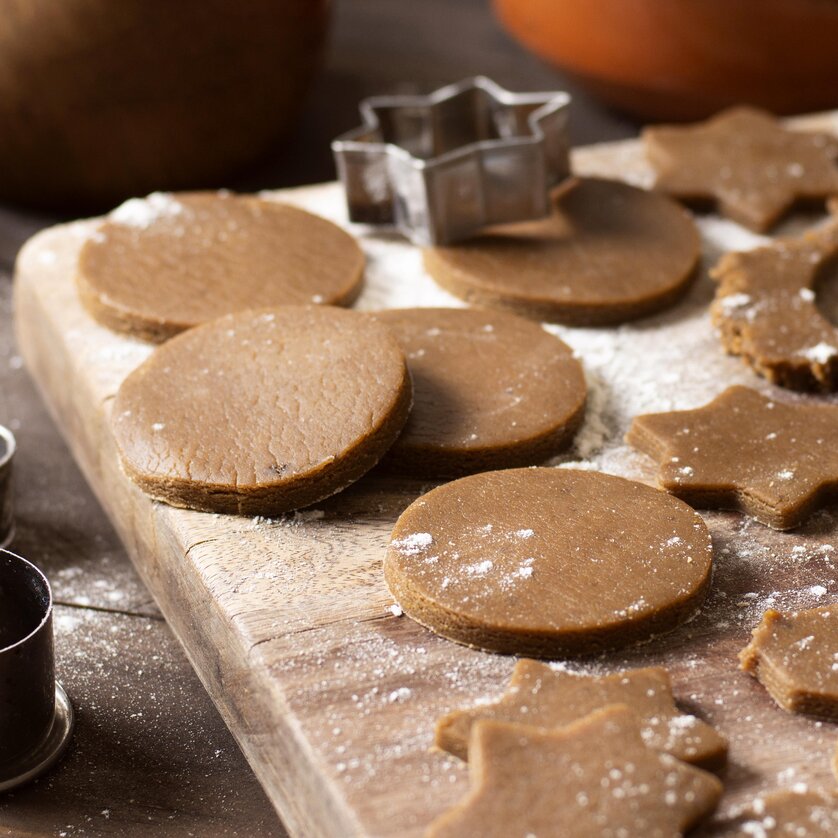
[14,115,838,837]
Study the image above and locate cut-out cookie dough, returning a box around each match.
[711,214,838,392]
[370,308,587,477]
[77,192,365,342]
[644,107,838,232]
[422,177,700,326]
[627,385,838,530]
[714,789,838,837]
[427,705,722,838]
[112,306,411,515]
[435,659,727,769]
[384,468,713,657]
[740,605,838,719]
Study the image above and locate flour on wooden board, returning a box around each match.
[261,182,838,820]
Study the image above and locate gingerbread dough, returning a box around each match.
[423,177,700,326]
[714,789,838,837]
[112,306,411,515]
[427,705,722,838]
[711,213,838,392]
[370,308,586,476]
[77,192,365,342]
[644,107,838,232]
[384,468,713,657]
[435,660,727,769]
[740,605,838,719]
[627,385,838,530]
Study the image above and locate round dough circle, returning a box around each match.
[385,468,713,657]
[372,308,587,476]
[112,306,411,515]
[78,192,365,341]
[423,177,700,326]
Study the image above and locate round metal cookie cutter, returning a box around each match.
[0,549,74,792]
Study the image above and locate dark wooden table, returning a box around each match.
[0,1,637,835]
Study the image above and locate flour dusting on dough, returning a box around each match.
[110,192,186,229]
[392,532,433,555]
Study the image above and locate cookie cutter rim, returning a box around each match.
[0,549,74,793]
[0,425,15,549]
[332,75,572,246]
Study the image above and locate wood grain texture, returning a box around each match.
[14,119,838,836]
[1,267,284,836]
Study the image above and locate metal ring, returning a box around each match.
[0,549,74,792]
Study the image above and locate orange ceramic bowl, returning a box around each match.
[495,0,838,120]
[0,0,330,210]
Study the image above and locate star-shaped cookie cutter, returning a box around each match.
[332,76,571,246]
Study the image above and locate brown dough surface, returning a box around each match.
[77,192,365,342]
[111,306,411,515]
[644,107,838,232]
[739,605,838,720]
[711,213,838,392]
[426,705,722,838]
[435,659,727,769]
[422,177,700,326]
[627,385,838,530]
[384,468,713,657]
[714,789,838,837]
[370,308,587,477]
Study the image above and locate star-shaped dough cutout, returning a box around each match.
[626,385,838,529]
[427,705,722,838]
[710,211,838,392]
[435,659,727,769]
[740,605,838,719]
[643,107,838,232]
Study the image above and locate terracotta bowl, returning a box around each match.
[494,0,838,120]
[0,0,330,210]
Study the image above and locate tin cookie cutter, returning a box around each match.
[332,76,571,246]
[0,550,74,792]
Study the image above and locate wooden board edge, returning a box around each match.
[12,236,366,838]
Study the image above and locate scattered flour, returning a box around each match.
[801,342,837,364]
[110,192,185,228]
[391,532,433,556]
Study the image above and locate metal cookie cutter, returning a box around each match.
[332,76,571,246]
[0,550,74,792]
[0,425,15,549]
